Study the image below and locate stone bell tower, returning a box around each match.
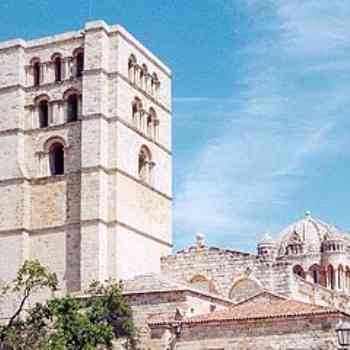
[0,20,172,306]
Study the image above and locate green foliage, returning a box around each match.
[0,261,137,350]
[0,260,58,349]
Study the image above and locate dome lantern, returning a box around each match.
[257,233,277,260]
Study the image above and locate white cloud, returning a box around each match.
[173,0,350,251]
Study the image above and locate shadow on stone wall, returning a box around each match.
[64,123,81,292]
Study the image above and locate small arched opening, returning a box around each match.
[64,89,81,123]
[38,99,49,128]
[309,264,321,285]
[49,143,64,176]
[67,94,78,122]
[132,97,142,127]
[147,108,156,138]
[53,54,62,82]
[138,145,152,183]
[141,64,148,88]
[293,265,306,279]
[73,48,84,78]
[151,72,160,95]
[128,54,136,81]
[346,267,350,291]
[32,58,41,86]
[327,265,335,290]
[338,265,344,290]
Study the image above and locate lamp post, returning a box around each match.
[336,320,350,349]
[174,321,183,338]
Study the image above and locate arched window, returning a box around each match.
[151,72,160,95]
[229,278,262,302]
[138,146,153,183]
[32,59,41,86]
[132,97,142,127]
[293,265,306,279]
[147,107,157,139]
[309,264,321,284]
[141,64,148,89]
[140,69,144,87]
[49,143,64,175]
[53,54,62,82]
[128,55,136,81]
[338,265,344,290]
[38,100,49,128]
[327,265,335,290]
[67,94,79,122]
[189,275,217,293]
[76,52,84,77]
[73,48,84,78]
[346,267,350,291]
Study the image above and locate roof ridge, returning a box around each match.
[235,290,339,312]
[233,290,288,306]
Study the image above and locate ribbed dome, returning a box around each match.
[276,212,348,257]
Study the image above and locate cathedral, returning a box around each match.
[0,20,349,349]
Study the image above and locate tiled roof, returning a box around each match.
[122,273,183,293]
[149,291,345,326]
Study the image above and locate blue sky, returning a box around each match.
[1,1,350,252]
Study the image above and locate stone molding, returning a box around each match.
[0,113,171,155]
[0,219,172,248]
[24,77,82,96]
[0,23,171,77]
[0,70,170,114]
[0,167,172,201]
[123,289,234,306]
[81,166,172,200]
[83,68,171,113]
[110,27,171,77]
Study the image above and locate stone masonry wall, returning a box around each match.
[150,317,341,350]
[161,245,292,300]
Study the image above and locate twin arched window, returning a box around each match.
[132,97,159,140]
[128,54,161,97]
[36,89,81,128]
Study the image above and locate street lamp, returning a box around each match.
[336,320,350,349]
[174,321,183,338]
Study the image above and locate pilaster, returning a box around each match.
[80,21,111,289]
